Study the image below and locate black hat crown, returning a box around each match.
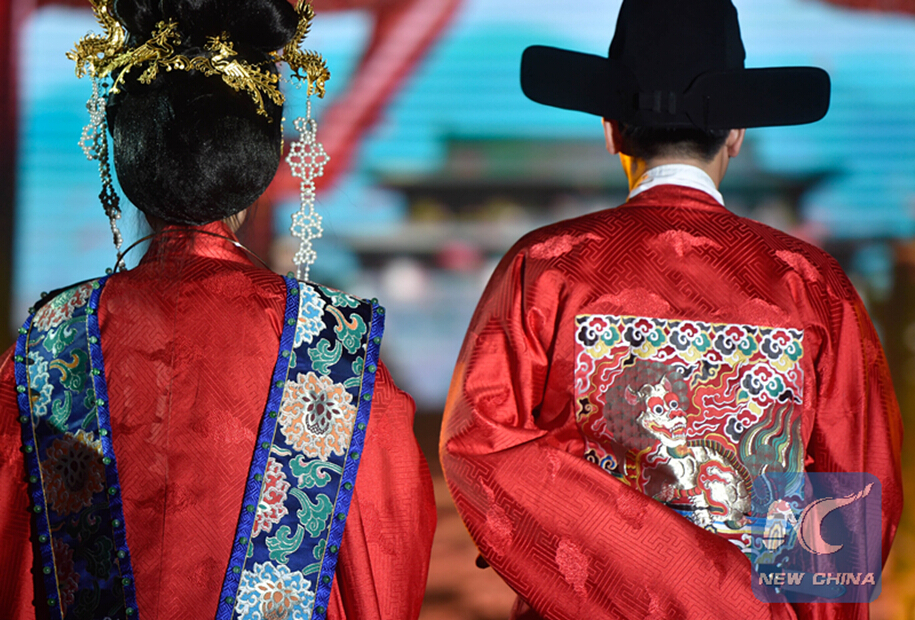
[521,0,830,130]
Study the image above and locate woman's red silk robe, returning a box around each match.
[0,223,437,619]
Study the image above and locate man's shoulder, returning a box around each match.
[737,216,856,299]
[504,198,856,301]
[508,208,622,259]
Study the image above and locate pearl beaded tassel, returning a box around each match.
[286,99,328,282]
[79,74,125,270]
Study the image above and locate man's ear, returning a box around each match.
[726,128,746,158]
[603,118,624,155]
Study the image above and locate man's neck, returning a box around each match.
[620,151,730,192]
[626,163,725,205]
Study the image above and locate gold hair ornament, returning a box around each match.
[67,0,330,117]
[67,0,330,277]
[275,1,329,98]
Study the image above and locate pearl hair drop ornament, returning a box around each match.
[286,98,328,281]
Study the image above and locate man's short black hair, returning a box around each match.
[619,123,730,163]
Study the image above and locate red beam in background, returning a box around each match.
[261,0,464,257]
[817,0,915,13]
[260,0,463,260]
[273,0,463,196]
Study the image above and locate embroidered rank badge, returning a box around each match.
[574,315,805,559]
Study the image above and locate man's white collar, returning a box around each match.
[628,164,724,206]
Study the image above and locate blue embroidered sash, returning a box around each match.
[14,275,384,620]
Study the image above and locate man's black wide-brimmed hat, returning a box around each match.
[521,0,830,130]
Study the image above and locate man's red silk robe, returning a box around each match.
[441,185,903,620]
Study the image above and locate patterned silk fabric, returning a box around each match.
[441,185,903,620]
[0,222,436,619]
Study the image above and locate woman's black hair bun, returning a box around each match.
[110,69,285,225]
[113,0,299,52]
[106,0,309,224]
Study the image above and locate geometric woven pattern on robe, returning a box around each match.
[574,314,805,561]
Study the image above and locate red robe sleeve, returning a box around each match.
[0,346,46,619]
[329,361,437,620]
[808,287,903,556]
[789,284,904,620]
[441,248,806,620]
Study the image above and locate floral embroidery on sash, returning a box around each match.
[235,563,316,620]
[32,281,94,332]
[294,285,327,347]
[279,372,357,460]
[41,429,106,515]
[252,456,292,538]
[53,538,81,612]
[219,279,384,620]
[15,277,139,619]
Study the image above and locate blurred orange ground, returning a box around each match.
[415,415,517,620]
[419,473,517,620]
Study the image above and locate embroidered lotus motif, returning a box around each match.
[41,430,106,515]
[235,562,315,620]
[279,372,356,461]
[253,456,291,538]
[52,538,80,614]
[33,282,94,332]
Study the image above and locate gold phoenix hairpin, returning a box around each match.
[67,0,330,117]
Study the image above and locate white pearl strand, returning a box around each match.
[286,98,328,282]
